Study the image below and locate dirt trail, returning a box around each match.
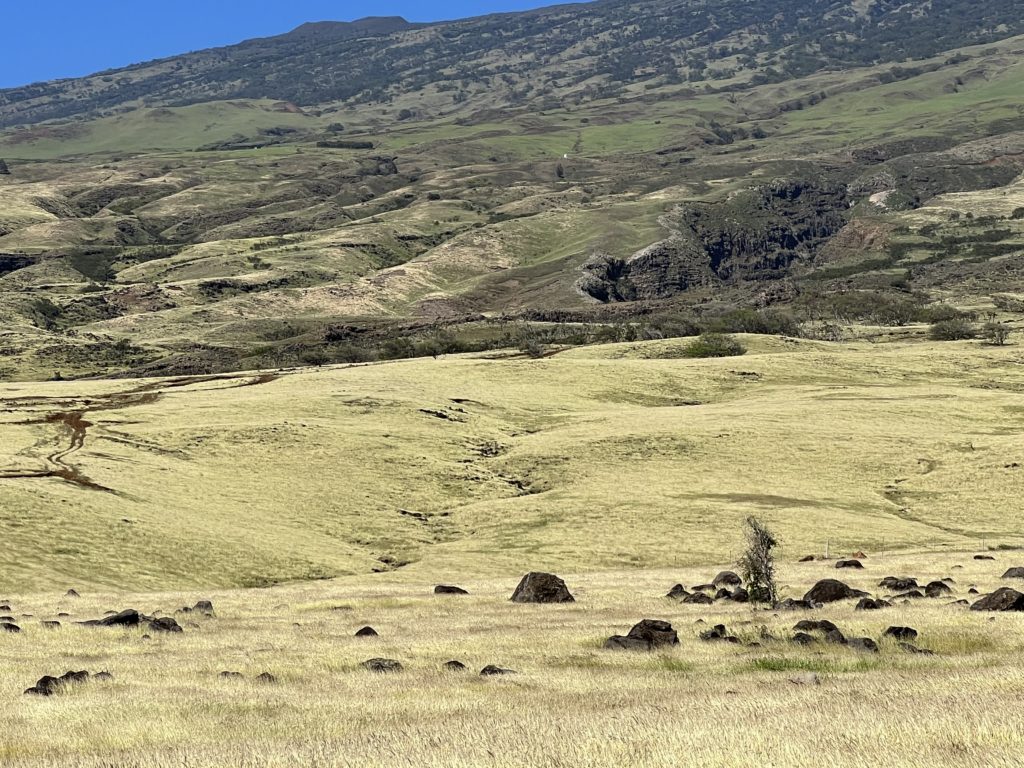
[0,372,283,492]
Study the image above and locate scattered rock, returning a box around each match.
[480,665,516,676]
[804,579,858,604]
[148,617,183,633]
[41,621,61,629]
[974,555,996,561]
[712,571,742,587]
[969,588,980,595]
[605,619,680,650]
[824,629,848,645]
[255,672,278,684]
[94,672,114,682]
[778,598,817,610]
[220,671,244,679]
[65,590,80,598]
[434,585,469,595]
[925,581,953,598]
[895,590,924,599]
[793,619,838,634]
[24,670,91,696]
[836,560,864,569]
[355,626,379,637]
[730,587,749,603]
[699,624,741,644]
[852,551,867,559]
[792,632,817,645]
[510,572,574,604]
[970,587,1024,612]
[682,592,714,605]
[90,609,143,627]
[855,598,891,611]
[1,623,21,633]
[443,660,467,671]
[666,584,689,600]
[798,555,815,562]
[848,637,880,653]
[1001,568,1024,579]
[884,626,919,641]
[361,658,403,673]
[879,577,918,591]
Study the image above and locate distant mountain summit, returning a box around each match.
[282,17,417,41]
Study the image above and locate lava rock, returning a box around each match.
[666,584,689,600]
[848,637,880,653]
[361,658,403,673]
[255,672,278,684]
[836,560,864,570]
[884,626,918,641]
[480,665,516,676]
[712,571,742,587]
[148,617,183,633]
[682,592,714,605]
[605,619,680,650]
[879,577,918,591]
[443,660,467,671]
[355,626,379,637]
[510,572,574,604]
[804,579,858,604]
[855,598,891,611]
[1001,568,1024,579]
[793,619,839,634]
[434,585,469,595]
[970,587,1024,612]
[924,581,952,598]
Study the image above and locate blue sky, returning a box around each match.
[0,1,566,88]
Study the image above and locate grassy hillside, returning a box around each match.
[1,554,1022,766]
[1,337,1022,592]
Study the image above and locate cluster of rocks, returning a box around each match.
[358,658,516,676]
[77,609,184,634]
[25,670,113,696]
[666,571,749,605]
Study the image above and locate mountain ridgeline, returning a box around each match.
[1,0,1022,126]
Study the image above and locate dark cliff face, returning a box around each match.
[579,179,850,302]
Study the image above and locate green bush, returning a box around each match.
[929,318,976,341]
[683,333,746,358]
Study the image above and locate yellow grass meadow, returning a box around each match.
[1,336,1024,765]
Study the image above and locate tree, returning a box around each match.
[983,321,1010,346]
[739,517,779,606]
[556,163,565,179]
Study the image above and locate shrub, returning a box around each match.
[682,333,746,358]
[1011,207,1024,220]
[739,517,779,606]
[929,318,976,341]
[983,321,1010,346]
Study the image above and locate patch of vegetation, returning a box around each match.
[682,333,746,358]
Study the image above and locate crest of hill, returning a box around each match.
[0,0,1021,127]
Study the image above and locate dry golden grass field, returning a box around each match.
[2,336,1024,766]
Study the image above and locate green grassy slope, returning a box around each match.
[1,337,1022,592]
